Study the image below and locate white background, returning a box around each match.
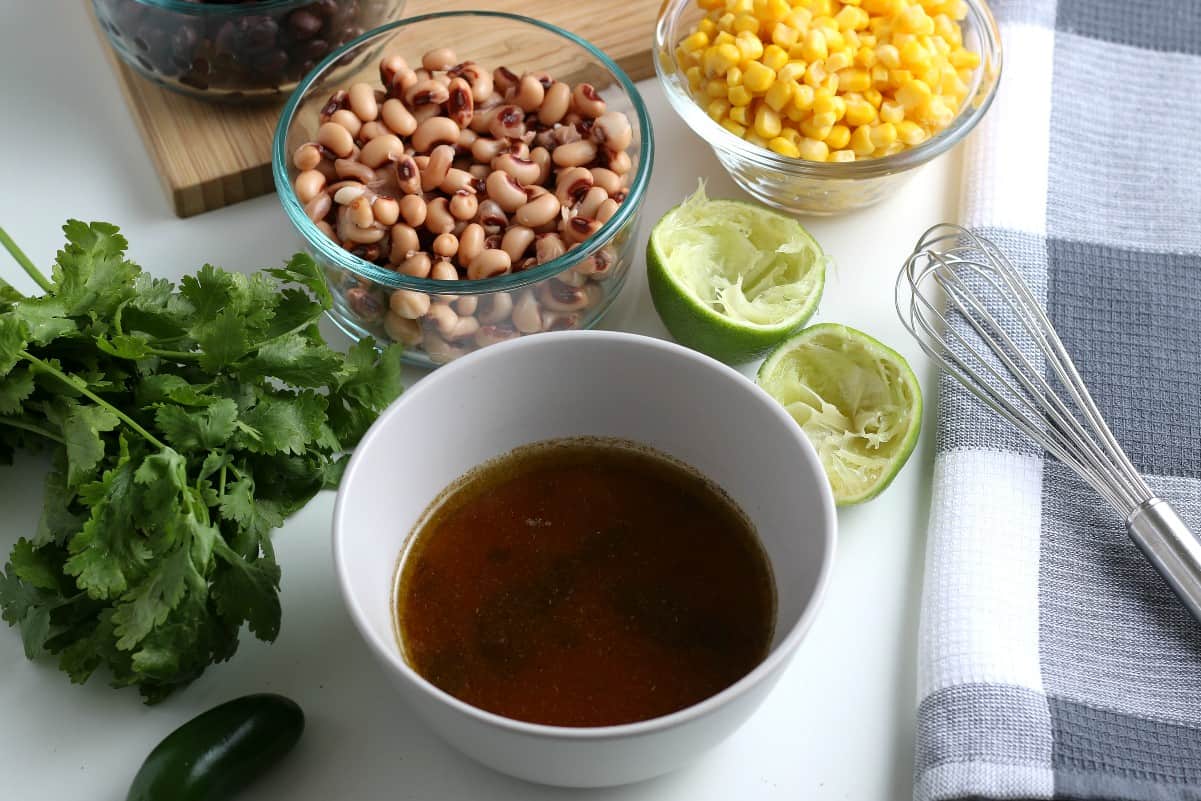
[0,4,961,798]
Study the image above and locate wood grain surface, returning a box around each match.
[91,1,661,218]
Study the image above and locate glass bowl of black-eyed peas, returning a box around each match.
[273,11,655,366]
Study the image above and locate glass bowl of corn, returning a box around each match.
[655,0,1001,215]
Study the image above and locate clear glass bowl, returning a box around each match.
[92,0,404,103]
[654,0,1001,215]
[274,12,654,367]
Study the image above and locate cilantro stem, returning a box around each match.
[145,346,200,362]
[0,416,65,445]
[21,351,168,451]
[0,274,24,300]
[0,226,54,295]
[219,464,228,498]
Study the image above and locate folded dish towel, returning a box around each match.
[914,1,1201,800]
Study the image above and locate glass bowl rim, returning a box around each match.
[273,10,656,295]
[111,0,313,15]
[653,0,1002,179]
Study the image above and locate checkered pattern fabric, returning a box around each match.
[913,2,1201,799]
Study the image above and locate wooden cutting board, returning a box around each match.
[91,1,661,218]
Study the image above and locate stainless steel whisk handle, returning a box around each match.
[1127,499,1201,622]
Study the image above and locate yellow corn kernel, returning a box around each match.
[896,119,928,145]
[746,132,771,149]
[864,87,883,106]
[767,136,801,158]
[871,65,890,85]
[791,83,816,111]
[726,66,744,86]
[856,45,878,67]
[809,0,834,16]
[778,61,807,83]
[704,43,742,76]
[720,118,747,137]
[823,28,846,51]
[735,32,765,62]
[707,98,733,120]
[850,124,874,155]
[786,7,814,31]
[844,29,862,50]
[923,95,955,126]
[682,31,711,52]
[743,61,776,93]
[686,66,705,91]
[798,137,830,161]
[813,92,845,120]
[784,104,808,122]
[772,23,800,49]
[896,78,933,109]
[825,50,854,72]
[874,43,901,69]
[950,48,980,69]
[899,4,935,34]
[825,123,851,150]
[754,0,791,24]
[879,100,904,123]
[733,13,760,34]
[779,126,802,146]
[698,0,723,10]
[728,84,754,105]
[729,104,750,125]
[800,111,836,140]
[706,79,730,98]
[804,60,828,88]
[765,80,794,111]
[835,4,869,30]
[900,39,931,70]
[714,29,736,45]
[889,68,914,86]
[862,0,900,14]
[838,67,872,92]
[730,0,754,14]
[870,121,897,147]
[697,17,718,36]
[843,96,877,126]
[800,28,828,61]
[830,149,856,162]
[762,44,789,71]
[754,105,784,138]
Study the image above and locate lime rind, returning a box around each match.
[758,323,922,506]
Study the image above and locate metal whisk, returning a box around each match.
[896,223,1201,623]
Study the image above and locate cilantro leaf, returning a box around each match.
[336,340,405,411]
[266,253,333,309]
[35,456,83,546]
[112,536,205,650]
[212,539,281,641]
[0,315,29,374]
[0,365,35,414]
[155,400,238,452]
[12,297,76,345]
[52,221,139,318]
[95,334,150,360]
[192,311,251,372]
[62,405,120,486]
[10,539,62,591]
[218,478,284,542]
[239,392,326,455]
[135,374,214,407]
[236,327,343,387]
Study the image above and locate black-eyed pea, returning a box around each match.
[515,73,545,112]
[359,121,391,142]
[348,194,375,228]
[576,185,608,219]
[446,315,480,342]
[485,171,528,213]
[471,136,505,163]
[478,292,513,324]
[551,122,583,146]
[422,48,458,71]
[555,167,594,205]
[423,333,467,364]
[390,289,431,319]
[450,62,494,103]
[348,82,379,122]
[421,144,455,192]
[335,158,376,183]
[483,233,503,251]
[398,251,432,278]
[590,167,621,195]
[449,190,479,221]
[458,223,486,267]
[380,56,410,86]
[412,117,460,153]
[542,311,581,331]
[514,193,561,228]
[500,225,536,263]
[489,105,526,139]
[359,134,405,168]
[425,196,456,235]
[492,153,541,185]
[469,104,500,135]
[316,220,337,241]
[563,215,602,245]
[475,324,520,347]
[592,110,632,151]
[557,265,588,287]
[476,198,508,234]
[552,140,597,168]
[433,232,459,259]
[535,232,566,264]
[454,296,478,316]
[394,155,421,195]
[390,224,420,263]
[583,283,604,307]
[384,312,424,346]
[373,196,400,226]
[538,81,572,125]
[381,99,417,136]
[468,248,512,280]
[293,142,322,171]
[589,247,617,281]
[412,103,444,125]
[596,198,620,224]
[304,192,332,223]
[493,66,519,93]
[440,168,474,194]
[320,89,349,123]
[538,279,590,311]
[468,163,491,180]
[512,290,542,333]
[571,83,606,118]
[508,141,532,160]
[447,77,474,128]
[405,79,450,107]
[530,146,552,184]
[606,148,632,175]
[345,287,385,323]
[294,170,326,204]
[317,121,355,158]
[425,302,459,338]
[431,258,459,282]
[399,194,427,227]
[457,126,478,152]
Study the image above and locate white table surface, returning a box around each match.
[0,5,961,799]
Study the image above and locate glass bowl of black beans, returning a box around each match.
[92,0,406,103]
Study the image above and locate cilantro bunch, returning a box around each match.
[0,221,402,702]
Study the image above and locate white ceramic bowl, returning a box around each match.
[332,331,837,787]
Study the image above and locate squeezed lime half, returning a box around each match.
[647,186,826,364]
[758,323,922,505]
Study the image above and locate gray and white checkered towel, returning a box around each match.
[914,1,1201,800]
